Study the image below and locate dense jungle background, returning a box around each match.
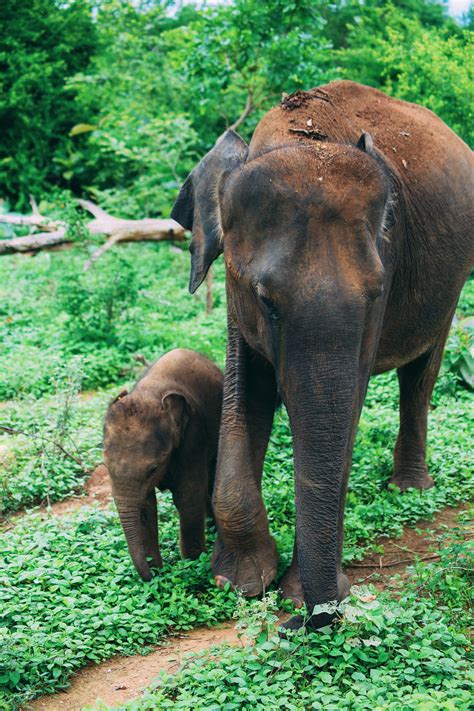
[0,1,473,709]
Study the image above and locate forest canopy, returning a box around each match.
[1,0,472,213]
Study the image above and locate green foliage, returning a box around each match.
[171,0,331,143]
[443,317,474,390]
[0,0,96,208]
[0,505,237,707]
[336,3,474,145]
[92,540,473,710]
[58,255,140,347]
[0,244,227,398]
[0,379,106,514]
[2,0,471,213]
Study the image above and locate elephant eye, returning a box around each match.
[146,464,159,479]
[256,285,279,321]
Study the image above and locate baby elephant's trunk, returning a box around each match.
[115,491,162,581]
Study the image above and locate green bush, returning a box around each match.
[57,255,140,347]
[95,535,473,710]
[0,244,226,398]
[0,361,103,514]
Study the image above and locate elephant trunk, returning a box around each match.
[114,490,162,581]
[281,311,365,628]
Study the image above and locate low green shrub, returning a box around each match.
[0,506,237,708]
[100,537,473,710]
[0,363,104,514]
[0,244,227,398]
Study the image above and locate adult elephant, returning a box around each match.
[172,81,473,631]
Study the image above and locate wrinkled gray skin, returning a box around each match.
[171,80,473,632]
[103,348,223,581]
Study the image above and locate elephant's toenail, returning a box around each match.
[214,575,232,590]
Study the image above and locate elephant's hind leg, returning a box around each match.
[389,323,452,491]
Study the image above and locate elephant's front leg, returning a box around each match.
[212,321,278,596]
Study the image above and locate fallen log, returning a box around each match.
[0,229,69,255]
[0,199,187,263]
[79,200,186,271]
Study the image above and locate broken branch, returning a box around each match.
[228,91,254,132]
[0,229,69,255]
[0,199,187,261]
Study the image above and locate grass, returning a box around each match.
[0,243,472,709]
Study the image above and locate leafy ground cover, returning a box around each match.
[0,244,226,400]
[0,245,472,709]
[97,531,473,710]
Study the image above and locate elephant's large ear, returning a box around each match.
[170,175,194,232]
[171,130,248,294]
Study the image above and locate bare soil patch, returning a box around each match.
[1,464,111,531]
[28,623,246,711]
[345,502,471,592]
[27,504,469,711]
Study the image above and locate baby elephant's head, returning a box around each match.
[103,388,189,581]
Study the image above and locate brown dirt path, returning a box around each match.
[345,502,471,592]
[28,623,245,711]
[27,503,470,711]
[1,465,112,532]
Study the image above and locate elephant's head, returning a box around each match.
[103,388,189,581]
[172,130,389,378]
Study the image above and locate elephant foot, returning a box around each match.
[279,572,350,636]
[279,563,304,608]
[389,467,434,492]
[212,535,278,597]
[279,610,337,637]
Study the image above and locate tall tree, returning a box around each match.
[0,0,96,207]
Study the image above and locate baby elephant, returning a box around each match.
[104,348,223,581]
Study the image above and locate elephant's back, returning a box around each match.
[249,80,473,185]
[144,349,223,395]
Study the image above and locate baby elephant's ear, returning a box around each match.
[171,130,248,294]
[162,392,190,446]
[111,388,129,405]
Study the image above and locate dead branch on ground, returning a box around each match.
[0,229,69,255]
[0,199,186,265]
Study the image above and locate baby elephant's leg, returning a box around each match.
[172,472,208,559]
